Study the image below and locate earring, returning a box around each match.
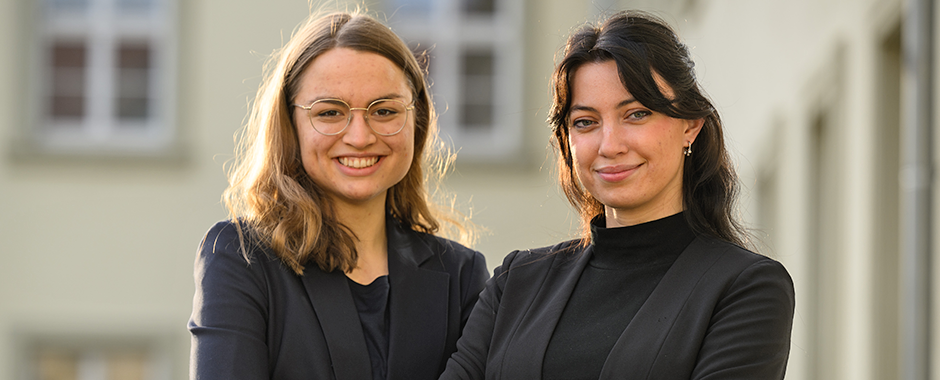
[684,142,692,157]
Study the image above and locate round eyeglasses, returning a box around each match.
[293,98,415,136]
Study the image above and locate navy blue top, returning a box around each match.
[349,275,391,380]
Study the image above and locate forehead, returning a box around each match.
[570,60,675,101]
[295,47,411,103]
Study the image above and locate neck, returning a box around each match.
[604,202,683,228]
[333,194,390,285]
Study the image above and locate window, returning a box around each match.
[34,0,175,154]
[386,0,523,161]
[31,347,165,380]
[18,334,174,380]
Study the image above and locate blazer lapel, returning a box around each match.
[499,245,594,379]
[598,236,725,379]
[300,267,372,380]
[385,221,450,380]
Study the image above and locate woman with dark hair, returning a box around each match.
[441,11,794,380]
[188,10,487,380]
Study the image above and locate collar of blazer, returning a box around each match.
[300,215,452,380]
[497,235,762,380]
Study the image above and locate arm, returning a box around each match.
[691,259,796,380]
[441,251,517,380]
[459,251,490,329]
[188,222,270,380]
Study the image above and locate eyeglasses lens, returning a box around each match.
[306,99,408,135]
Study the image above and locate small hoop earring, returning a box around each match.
[684,142,692,157]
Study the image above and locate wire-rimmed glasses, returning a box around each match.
[293,98,415,136]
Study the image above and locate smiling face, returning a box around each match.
[292,47,415,209]
[567,60,703,227]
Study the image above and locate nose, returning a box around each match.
[596,122,627,158]
[341,109,377,148]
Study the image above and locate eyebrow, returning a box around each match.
[570,98,638,113]
[301,93,409,105]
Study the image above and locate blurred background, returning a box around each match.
[1,0,938,379]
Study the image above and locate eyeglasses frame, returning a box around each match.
[293,98,415,136]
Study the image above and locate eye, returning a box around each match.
[308,100,350,121]
[625,110,652,121]
[317,109,343,118]
[372,107,399,118]
[570,118,598,131]
[311,106,349,124]
[369,100,406,121]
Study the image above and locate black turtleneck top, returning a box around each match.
[542,212,697,380]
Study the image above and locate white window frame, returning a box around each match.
[32,0,177,155]
[387,0,524,161]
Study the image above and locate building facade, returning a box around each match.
[0,0,937,379]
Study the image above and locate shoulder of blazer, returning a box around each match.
[391,220,484,269]
[491,239,586,287]
[680,234,794,307]
[505,239,584,268]
[691,234,784,274]
[200,220,282,269]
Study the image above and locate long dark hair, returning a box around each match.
[548,10,747,248]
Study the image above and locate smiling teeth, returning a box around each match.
[339,157,379,169]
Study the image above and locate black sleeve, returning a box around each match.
[188,222,271,380]
[690,259,796,380]
[459,250,490,330]
[441,250,518,380]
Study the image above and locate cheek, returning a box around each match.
[397,130,416,167]
[567,136,593,188]
[295,125,333,166]
[568,134,593,169]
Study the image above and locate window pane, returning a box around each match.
[50,41,87,119]
[462,104,493,126]
[463,0,495,15]
[460,49,494,128]
[115,42,151,121]
[463,51,494,76]
[463,76,493,102]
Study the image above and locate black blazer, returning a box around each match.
[442,235,795,380]
[189,219,488,380]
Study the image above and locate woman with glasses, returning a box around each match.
[188,10,487,380]
[441,11,794,380]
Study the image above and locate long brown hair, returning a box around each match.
[548,11,748,248]
[224,10,463,275]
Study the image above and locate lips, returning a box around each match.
[595,163,641,182]
[338,156,379,169]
